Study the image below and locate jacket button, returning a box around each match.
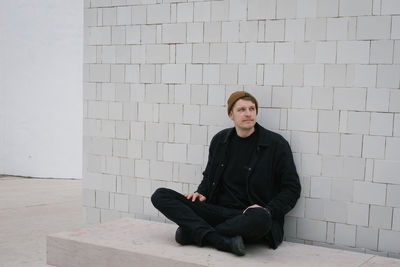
[248,167,252,171]
[220,163,224,167]
[212,182,216,186]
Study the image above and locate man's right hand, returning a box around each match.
[184,192,206,202]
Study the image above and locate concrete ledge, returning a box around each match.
[47,218,400,267]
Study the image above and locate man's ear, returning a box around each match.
[228,110,234,120]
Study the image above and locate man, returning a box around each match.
[151,91,301,256]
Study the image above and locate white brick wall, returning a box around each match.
[84,0,400,257]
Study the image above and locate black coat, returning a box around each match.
[197,123,301,248]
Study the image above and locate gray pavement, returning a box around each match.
[0,176,82,267]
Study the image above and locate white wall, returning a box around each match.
[0,0,83,178]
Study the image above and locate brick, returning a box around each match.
[190,125,207,145]
[116,6,131,25]
[312,87,333,110]
[325,200,347,223]
[394,208,400,230]
[200,105,229,126]
[183,105,200,124]
[145,45,169,64]
[193,43,209,63]
[390,90,400,112]
[366,88,390,112]
[374,160,400,184]
[203,64,219,84]
[88,101,108,119]
[283,64,303,86]
[335,223,356,246]
[316,42,336,64]
[343,157,365,180]
[111,64,124,82]
[131,45,145,63]
[305,18,326,41]
[186,64,202,84]
[392,16,400,39]
[301,154,322,176]
[370,205,392,229]
[334,88,366,111]
[297,0,318,18]
[310,177,331,198]
[277,0,297,19]
[264,65,283,86]
[129,194,143,214]
[322,156,343,177]
[95,190,110,209]
[291,132,319,154]
[194,1,210,22]
[126,26,140,44]
[327,18,348,40]
[377,65,400,89]
[317,0,339,17]
[114,193,129,212]
[136,178,151,197]
[191,85,208,104]
[319,133,340,155]
[337,41,370,64]
[131,121,145,140]
[211,0,229,21]
[292,87,312,108]
[318,110,339,133]
[339,0,372,16]
[363,135,385,159]
[288,109,318,131]
[174,124,190,144]
[246,86,272,108]
[305,198,324,220]
[354,181,386,205]
[285,19,305,41]
[163,143,188,163]
[177,3,193,23]
[101,46,116,64]
[227,43,245,63]
[163,24,186,44]
[331,179,353,201]
[131,84,145,102]
[145,122,168,142]
[357,16,391,40]
[208,85,225,106]
[379,230,400,253]
[238,64,257,85]
[382,0,400,14]
[304,64,324,87]
[209,43,227,64]
[150,161,173,180]
[239,21,258,42]
[222,21,239,42]
[159,104,182,123]
[145,84,168,103]
[112,26,125,45]
[275,43,294,63]
[272,86,292,108]
[229,0,246,20]
[220,64,237,84]
[324,66,346,91]
[344,111,369,134]
[109,102,122,120]
[162,64,185,84]
[204,22,221,43]
[395,114,400,136]
[265,20,285,41]
[132,5,146,25]
[386,137,400,160]
[187,144,204,164]
[248,0,275,19]
[370,113,393,136]
[346,65,377,88]
[297,218,326,242]
[103,8,116,25]
[140,64,155,83]
[356,227,378,250]
[90,64,110,82]
[370,40,394,64]
[340,134,362,157]
[294,42,315,64]
[141,25,156,44]
[245,43,274,64]
[88,26,111,45]
[135,159,149,178]
[176,44,192,63]
[147,4,170,24]
[187,23,203,43]
[127,140,141,159]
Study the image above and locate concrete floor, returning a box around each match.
[0,176,82,267]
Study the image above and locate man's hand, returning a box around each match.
[243,204,272,217]
[184,192,206,202]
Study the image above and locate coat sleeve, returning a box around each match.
[265,140,301,219]
[196,135,217,197]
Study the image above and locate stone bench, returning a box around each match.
[47,218,400,267]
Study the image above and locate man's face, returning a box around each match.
[229,99,257,131]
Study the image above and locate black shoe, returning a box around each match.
[216,236,246,256]
[175,227,194,245]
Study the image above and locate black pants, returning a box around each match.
[151,188,272,246]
